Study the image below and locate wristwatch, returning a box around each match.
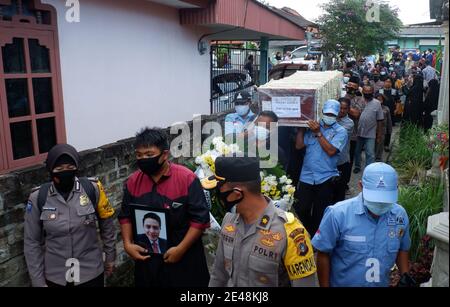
[315,132,323,138]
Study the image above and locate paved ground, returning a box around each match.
[347,125,400,198]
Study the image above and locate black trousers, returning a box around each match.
[134,239,210,287]
[294,179,334,237]
[349,140,357,166]
[384,133,392,148]
[46,273,104,287]
[334,162,352,203]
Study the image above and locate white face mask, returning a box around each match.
[343,77,350,84]
[363,198,394,216]
[322,115,336,126]
[235,105,250,116]
[254,125,270,141]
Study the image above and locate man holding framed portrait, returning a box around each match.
[135,210,168,254]
[118,128,210,287]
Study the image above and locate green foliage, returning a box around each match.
[316,0,402,59]
[398,179,444,261]
[392,123,432,184]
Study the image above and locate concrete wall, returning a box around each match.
[42,0,211,151]
[0,112,227,287]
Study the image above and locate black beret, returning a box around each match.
[215,157,260,183]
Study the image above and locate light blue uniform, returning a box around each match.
[312,194,411,287]
[224,110,256,136]
[300,121,348,185]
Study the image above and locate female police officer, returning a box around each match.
[24,144,116,287]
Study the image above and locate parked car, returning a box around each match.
[268,63,309,80]
[211,69,255,111]
[281,45,323,70]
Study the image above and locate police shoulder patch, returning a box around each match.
[96,181,115,219]
[283,216,316,281]
[26,200,33,213]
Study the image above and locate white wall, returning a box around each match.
[43,0,210,150]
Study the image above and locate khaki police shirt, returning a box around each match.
[209,201,318,287]
[24,177,116,287]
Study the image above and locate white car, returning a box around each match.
[280,46,321,70]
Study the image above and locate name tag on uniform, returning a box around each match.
[344,235,366,242]
[387,217,396,226]
[42,207,57,211]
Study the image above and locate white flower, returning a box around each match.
[279,176,288,184]
[261,184,271,193]
[212,137,224,147]
[286,179,293,185]
[195,156,203,164]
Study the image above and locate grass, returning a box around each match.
[392,123,433,184]
[398,178,444,261]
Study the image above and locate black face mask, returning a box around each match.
[137,154,164,177]
[346,88,356,95]
[52,170,76,193]
[217,187,244,212]
[363,93,374,100]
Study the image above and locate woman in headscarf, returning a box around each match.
[403,74,425,126]
[423,79,440,131]
[24,144,116,287]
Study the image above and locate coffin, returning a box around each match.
[257,71,343,127]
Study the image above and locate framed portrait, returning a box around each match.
[130,204,170,255]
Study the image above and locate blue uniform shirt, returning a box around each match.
[312,194,411,287]
[224,110,256,136]
[300,120,348,185]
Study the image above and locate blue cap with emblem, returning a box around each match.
[362,162,398,204]
[322,99,340,116]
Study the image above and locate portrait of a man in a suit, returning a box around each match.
[136,212,167,254]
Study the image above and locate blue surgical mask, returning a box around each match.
[322,115,336,126]
[364,199,394,216]
[235,105,250,116]
[343,77,350,84]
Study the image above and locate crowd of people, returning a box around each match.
[22,47,442,288]
[341,48,441,131]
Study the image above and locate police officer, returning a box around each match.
[209,157,318,287]
[224,90,256,137]
[294,100,348,237]
[24,144,116,287]
[312,163,412,287]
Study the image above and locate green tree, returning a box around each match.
[317,0,402,61]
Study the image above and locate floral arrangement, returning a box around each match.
[194,137,240,177]
[260,171,295,209]
[427,125,449,170]
[194,136,296,217]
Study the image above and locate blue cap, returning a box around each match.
[322,99,340,116]
[362,163,398,203]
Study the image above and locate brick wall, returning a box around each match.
[0,112,229,287]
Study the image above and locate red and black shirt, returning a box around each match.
[118,163,210,245]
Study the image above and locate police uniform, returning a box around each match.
[208,157,317,287]
[224,91,256,136]
[312,163,411,287]
[24,177,116,287]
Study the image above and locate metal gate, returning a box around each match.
[210,45,260,114]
